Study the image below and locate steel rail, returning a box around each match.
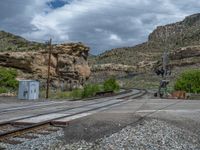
[0,89,137,126]
[0,90,132,114]
[0,89,145,140]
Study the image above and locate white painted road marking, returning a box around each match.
[14,113,70,124]
[137,109,200,113]
[53,113,93,122]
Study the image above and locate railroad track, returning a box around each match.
[0,89,145,145]
[0,89,132,115]
[0,89,184,148]
[0,89,137,125]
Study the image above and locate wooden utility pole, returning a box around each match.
[46,38,52,99]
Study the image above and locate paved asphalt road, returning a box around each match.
[0,92,199,125]
[64,94,200,144]
[0,93,200,149]
[107,95,200,123]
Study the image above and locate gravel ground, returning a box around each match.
[0,119,199,150]
[0,129,64,150]
[52,119,200,150]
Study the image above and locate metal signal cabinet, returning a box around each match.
[18,80,39,100]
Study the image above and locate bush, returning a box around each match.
[7,47,12,51]
[0,67,18,92]
[52,91,70,99]
[46,84,102,99]
[70,89,83,99]
[174,69,200,93]
[103,77,120,92]
[42,79,119,100]
[82,84,101,98]
[0,87,8,94]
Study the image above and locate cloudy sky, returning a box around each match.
[0,0,199,54]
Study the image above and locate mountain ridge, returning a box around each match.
[87,13,200,87]
[0,30,46,52]
[89,13,200,66]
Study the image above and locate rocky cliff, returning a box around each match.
[169,45,200,68]
[0,30,45,52]
[0,42,91,90]
[148,13,200,49]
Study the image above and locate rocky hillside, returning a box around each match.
[149,13,200,47]
[89,13,200,69]
[90,14,200,65]
[0,32,91,90]
[88,13,200,87]
[169,45,200,67]
[0,31,46,52]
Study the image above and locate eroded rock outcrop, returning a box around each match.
[170,45,200,60]
[153,45,200,70]
[169,45,200,67]
[0,43,91,90]
[92,63,137,72]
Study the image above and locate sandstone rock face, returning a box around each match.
[170,45,200,60]
[169,45,200,67]
[0,43,91,90]
[91,62,157,73]
[154,45,200,70]
[92,64,137,72]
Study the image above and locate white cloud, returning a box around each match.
[109,34,122,43]
[0,0,199,54]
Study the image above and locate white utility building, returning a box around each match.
[18,80,39,100]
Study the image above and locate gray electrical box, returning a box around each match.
[18,80,39,100]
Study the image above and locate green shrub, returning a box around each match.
[7,47,12,51]
[174,69,200,93]
[0,87,8,94]
[53,91,71,99]
[0,67,18,91]
[70,89,83,99]
[52,84,102,99]
[103,77,120,92]
[82,84,101,98]
[41,80,119,100]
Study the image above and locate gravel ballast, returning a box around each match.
[0,118,200,150]
[0,129,64,150]
[54,119,200,150]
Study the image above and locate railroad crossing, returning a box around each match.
[0,89,200,149]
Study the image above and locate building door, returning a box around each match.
[30,83,37,99]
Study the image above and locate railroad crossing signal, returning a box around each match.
[162,49,169,78]
[154,50,171,98]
